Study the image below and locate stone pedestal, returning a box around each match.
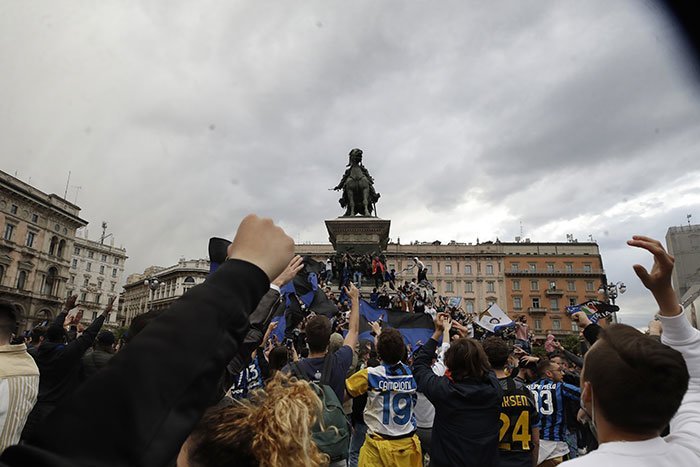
[325,217,391,255]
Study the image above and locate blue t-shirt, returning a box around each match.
[287,345,353,401]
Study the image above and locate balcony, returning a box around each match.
[527,307,548,315]
[506,268,604,277]
[545,288,564,296]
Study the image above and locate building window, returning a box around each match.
[583,263,592,273]
[83,277,89,287]
[567,280,576,291]
[97,279,103,289]
[74,246,81,255]
[26,231,36,248]
[530,280,539,291]
[534,318,542,330]
[110,282,116,292]
[4,224,15,241]
[512,280,521,291]
[71,259,78,269]
[552,319,561,330]
[465,281,473,293]
[43,267,58,296]
[486,264,494,275]
[70,275,75,284]
[95,294,101,304]
[514,297,522,309]
[88,251,94,259]
[114,258,119,265]
[547,263,555,272]
[569,297,577,306]
[466,301,474,313]
[487,281,495,293]
[571,322,579,332]
[0,265,4,286]
[565,263,573,272]
[101,254,107,262]
[10,204,18,214]
[528,263,536,272]
[445,264,452,275]
[31,213,38,223]
[446,281,454,293]
[80,292,86,301]
[511,263,519,272]
[586,281,594,292]
[99,265,105,275]
[112,269,117,278]
[532,297,540,308]
[465,265,472,275]
[548,281,557,290]
[17,271,27,290]
[550,298,559,310]
[86,262,92,272]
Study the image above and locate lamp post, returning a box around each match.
[143,277,165,312]
[598,281,626,324]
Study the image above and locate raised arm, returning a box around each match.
[1,215,294,467]
[51,295,78,328]
[628,235,700,455]
[65,296,115,356]
[343,283,360,348]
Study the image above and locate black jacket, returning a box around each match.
[1,259,268,467]
[412,338,502,467]
[31,313,106,404]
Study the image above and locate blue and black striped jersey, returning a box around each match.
[528,378,580,442]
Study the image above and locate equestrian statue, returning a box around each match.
[332,148,380,217]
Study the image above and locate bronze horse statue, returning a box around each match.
[332,148,380,216]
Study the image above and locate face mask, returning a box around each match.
[580,389,598,440]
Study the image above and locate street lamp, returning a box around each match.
[143,277,165,312]
[598,281,626,324]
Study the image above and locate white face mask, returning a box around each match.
[580,389,598,440]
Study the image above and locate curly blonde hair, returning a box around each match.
[186,373,329,467]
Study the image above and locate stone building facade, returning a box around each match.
[121,259,209,325]
[295,240,606,338]
[67,233,128,325]
[0,170,88,330]
[666,224,700,302]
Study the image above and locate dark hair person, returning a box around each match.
[412,313,501,467]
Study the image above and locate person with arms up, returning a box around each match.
[412,313,502,467]
[482,337,540,467]
[346,327,421,467]
[0,301,39,452]
[21,295,114,442]
[562,236,699,466]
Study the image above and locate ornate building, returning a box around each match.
[295,239,606,338]
[121,259,209,325]
[0,170,88,330]
[67,232,128,325]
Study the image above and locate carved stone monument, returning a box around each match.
[327,148,390,255]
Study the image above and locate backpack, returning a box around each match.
[291,354,350,462]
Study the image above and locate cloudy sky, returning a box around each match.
[2,1,699,328]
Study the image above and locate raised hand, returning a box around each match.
[369,320,382,336]
[272,255,305,288]
[627,235,679,316]
[627,236,674,294]
[570,311,592,329]
[226,214,295,281]
[344,283,360,301]
[64,295,78,311]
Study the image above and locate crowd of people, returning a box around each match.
[0,215,698,467]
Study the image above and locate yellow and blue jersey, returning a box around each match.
[346,362,417,437]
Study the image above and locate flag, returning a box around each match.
[355,300,435,352]
[475,303,514,333]
[565,300,619,324]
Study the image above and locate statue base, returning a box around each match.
[325,217,391,255]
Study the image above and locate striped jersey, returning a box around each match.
[346,362,417,437]
[230,356,264,399]
[0,343,40,451]
[528,378,580,442]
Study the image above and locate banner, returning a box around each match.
[565,300,619,324]
[475,303,514,333]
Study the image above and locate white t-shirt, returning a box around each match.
[414,343,449,429]
[562,311,700,466]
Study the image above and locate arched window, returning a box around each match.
[57,239,66,258]
[184,276,195,284]
[48,236,58,256]
[44,267,58,296]
[17,270,27,290]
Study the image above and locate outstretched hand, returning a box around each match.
[627,235,679,316]
[272,255,304,288]
[64,295,78,311]
[344,283,360,301]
